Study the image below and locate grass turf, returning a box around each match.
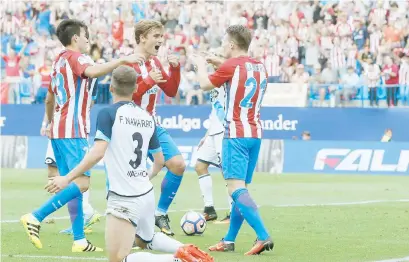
[1,169,408,262]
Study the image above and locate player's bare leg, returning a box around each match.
[47,165,58,179]
[155,155,186,236]
[195,160,218,221]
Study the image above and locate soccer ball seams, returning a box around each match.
[180,211,207,236]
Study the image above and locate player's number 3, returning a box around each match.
[129,132,143,169]
[51,73,67,106]
[240,77,267,109]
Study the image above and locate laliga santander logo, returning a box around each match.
[156,115,203,132]
[314,149,409,172]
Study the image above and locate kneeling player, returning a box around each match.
[47,66,213,262]
[196,86,231,223]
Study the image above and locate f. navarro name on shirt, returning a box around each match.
[119,116,154,128]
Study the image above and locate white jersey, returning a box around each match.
[95,101,160,197]
[208,86,226,136]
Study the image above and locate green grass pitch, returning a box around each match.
[1,169,409,262]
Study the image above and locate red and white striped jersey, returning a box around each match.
[209,57,268,139]
[329,46,346,69]
[49,50,93,139]
[131,56,180,117]
[263,54,281,77]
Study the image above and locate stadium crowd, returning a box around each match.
[1,0,409,107]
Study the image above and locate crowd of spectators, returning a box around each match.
[2,0,409,107]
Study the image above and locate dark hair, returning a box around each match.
[226,25,252,51]
[56,19,89,47]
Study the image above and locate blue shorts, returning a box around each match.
[222,138,261,184]
[148,126,181,162]
[51,138,90,177]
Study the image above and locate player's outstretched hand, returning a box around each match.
[122,53,145,65]
[167,54,180,67]
[149,69,167,84]
[203,52,225,68]
[45,176,69,194]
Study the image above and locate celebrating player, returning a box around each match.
[40,77,101,235]
[20,19,144,252]
[194,61,232,223]
[129,19,184,236]
[46,66,213,262]
[191,25,273,255]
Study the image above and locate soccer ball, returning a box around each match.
[180,211,207,236]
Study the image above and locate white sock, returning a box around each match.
[123,252,178,262]
[147,232,183,253]
[226,184,233,212]
[198,174,213,207]
[82,190,95,219]
[74,238,87,245]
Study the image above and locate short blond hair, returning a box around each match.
[111,66,138,96]
[134,20,164,44]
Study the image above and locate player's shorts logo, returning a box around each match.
[114,206,129,215]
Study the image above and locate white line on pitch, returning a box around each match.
[2,199,409,224]
[374,256,409,262]
[1,254,106,261]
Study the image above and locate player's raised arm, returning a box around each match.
[157,55,181,97]
[55,19,144,80]
[83,53,144,79]
[133,56,180,97]
[191,54,233,91]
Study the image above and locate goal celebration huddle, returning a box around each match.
[20,18,272,262]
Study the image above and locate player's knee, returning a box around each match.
[195,161,208,175]
[226,179,246,196]
[108,249,128,262]
[73,175,90,193]
[166,156,186,175]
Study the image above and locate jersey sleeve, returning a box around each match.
[69,53,92,78]
[153,57,180,97]
[208,59,235,88]
[95,108,113,142]
[148,117,161,153]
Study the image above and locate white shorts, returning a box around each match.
[196,132,223,167]
[44,140,56,167]
[106,188,155,242]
